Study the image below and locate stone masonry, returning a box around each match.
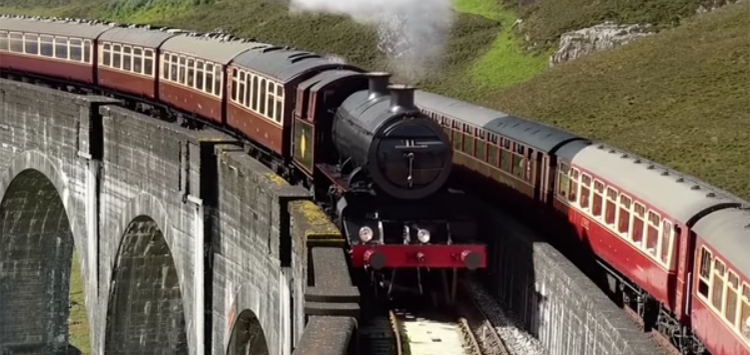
[0,78,357,355]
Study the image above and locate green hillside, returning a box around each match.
[486,1,750,199]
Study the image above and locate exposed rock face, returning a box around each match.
[549,22,653,67]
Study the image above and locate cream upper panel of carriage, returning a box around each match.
[571,144,740,224]
[414,90,584,154]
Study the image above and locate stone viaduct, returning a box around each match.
[0,78,661,355]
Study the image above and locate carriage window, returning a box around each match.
[170,55,178,81]
[462,125,473,154]
[102,42,111,65]
[487,144,498,166]
[205,63,214,95]
[9,33,22,52]
[500,148,511,172]
[24,33,38,55]
[632,202,646,247]
[0,31,7,51]
[726,272,740,325]
[195,60,204,91]
[605,187,618,225]
[645,211,661,257]
[214,65,222,96]
[239,71,247,105]
[112,44,121,68]
[54,36,68,59]
[178,56,186,84]
[144,49,153,75]
[568,169,579,203]
[713,259,726,310]
[476,139,486,161]
[249,73,256,106]
[276,84,284,123]
[592,180,604,217]
[132,47,143,73]
[698,247,712,298]
[266,80,275,119]
[512,154,524,179]
[162,53,170,78]
[259,78,267,115]
[741,285,750,340]
[557,164,570,198]
[579,174,592,210]
[69,38,82,61]
[186,58,194,87]
[83,40,91,63]
[618,195,631,234]
[660,220,672,264]
[122,46,132,71]
[249,76,258,110]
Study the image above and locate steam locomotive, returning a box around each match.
[0,16,486,300]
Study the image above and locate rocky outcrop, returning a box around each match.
[549,22,653,67]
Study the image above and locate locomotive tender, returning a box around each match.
[0,16,486,299]
[415,90,750,355]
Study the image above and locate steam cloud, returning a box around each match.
[288,0,455,83]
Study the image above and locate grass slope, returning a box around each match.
[69,249,89,354]
[508,0,738,50]
[485,1,750,199]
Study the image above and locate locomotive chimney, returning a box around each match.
[388,84,416,111]
[365,72,391,100]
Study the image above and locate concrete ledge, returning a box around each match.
[479,201,664,355]
[291,316,356,355]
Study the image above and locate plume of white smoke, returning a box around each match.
[288,0,454,83]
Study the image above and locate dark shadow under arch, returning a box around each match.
[227,310,270,355]
[0,169,88,354]
[104,215,188,355]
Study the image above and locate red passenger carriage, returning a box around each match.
[0,18,107,84]
[157,34,245,124]
[96,27,173,99]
